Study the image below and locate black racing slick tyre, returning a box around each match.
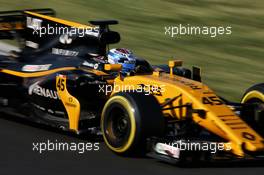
[241,83,264,133]
[101,92,165,155]
[242,83,264,104]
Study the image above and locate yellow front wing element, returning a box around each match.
[56,75,80,132]
[112,72,264,156]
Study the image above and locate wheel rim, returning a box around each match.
[245,98,264,129]
[104,103,132,148]
[111,107,129,138]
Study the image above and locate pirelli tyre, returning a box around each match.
[241,83,264,133]
[242,83,264,103]
[101,92,165,155]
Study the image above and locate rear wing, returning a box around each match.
[0,9,120,57]
[0,8,55,39]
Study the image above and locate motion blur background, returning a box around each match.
[0,0,263,101]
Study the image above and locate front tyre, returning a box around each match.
[242,83,264,103]
[101,92,165,155]
[241,83,264,132]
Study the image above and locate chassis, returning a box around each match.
[0,9,263,164]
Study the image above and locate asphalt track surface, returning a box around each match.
[0,43,263,175]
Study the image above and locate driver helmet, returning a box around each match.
[107,48,136,73]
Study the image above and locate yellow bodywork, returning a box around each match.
[25,11,94,29]
[112,71,264,157]
[56,75,80,133]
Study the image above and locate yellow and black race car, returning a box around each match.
[0,9,264,164]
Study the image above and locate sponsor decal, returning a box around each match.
[28,81,60,100]
[65,97,77,108]
[32,103,46,111]
[25,41,39,49]
[163,75,202,90]
[92,56,107,63]
[47,109,54,114]
[59,34,72,44]
[155,143,180,159]
[82,61,99,69]
[52,48,78,56]
[242,132,256,141]
[87,80,106,85]
[22,64,52,72]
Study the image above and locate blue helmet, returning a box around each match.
[108,48,136,73]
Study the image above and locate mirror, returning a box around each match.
[99,31,120,44]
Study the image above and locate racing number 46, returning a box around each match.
[202,96,223,105]
[57,78,65,91]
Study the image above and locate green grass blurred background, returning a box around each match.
[0,0,263,101]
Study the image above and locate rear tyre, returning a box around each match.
[101,92,165,155]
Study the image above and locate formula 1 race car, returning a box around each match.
[0,9,264,164]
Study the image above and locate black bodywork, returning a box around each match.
[0,9,123,132]
[0,9,168,133]
[0,55,109,132]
